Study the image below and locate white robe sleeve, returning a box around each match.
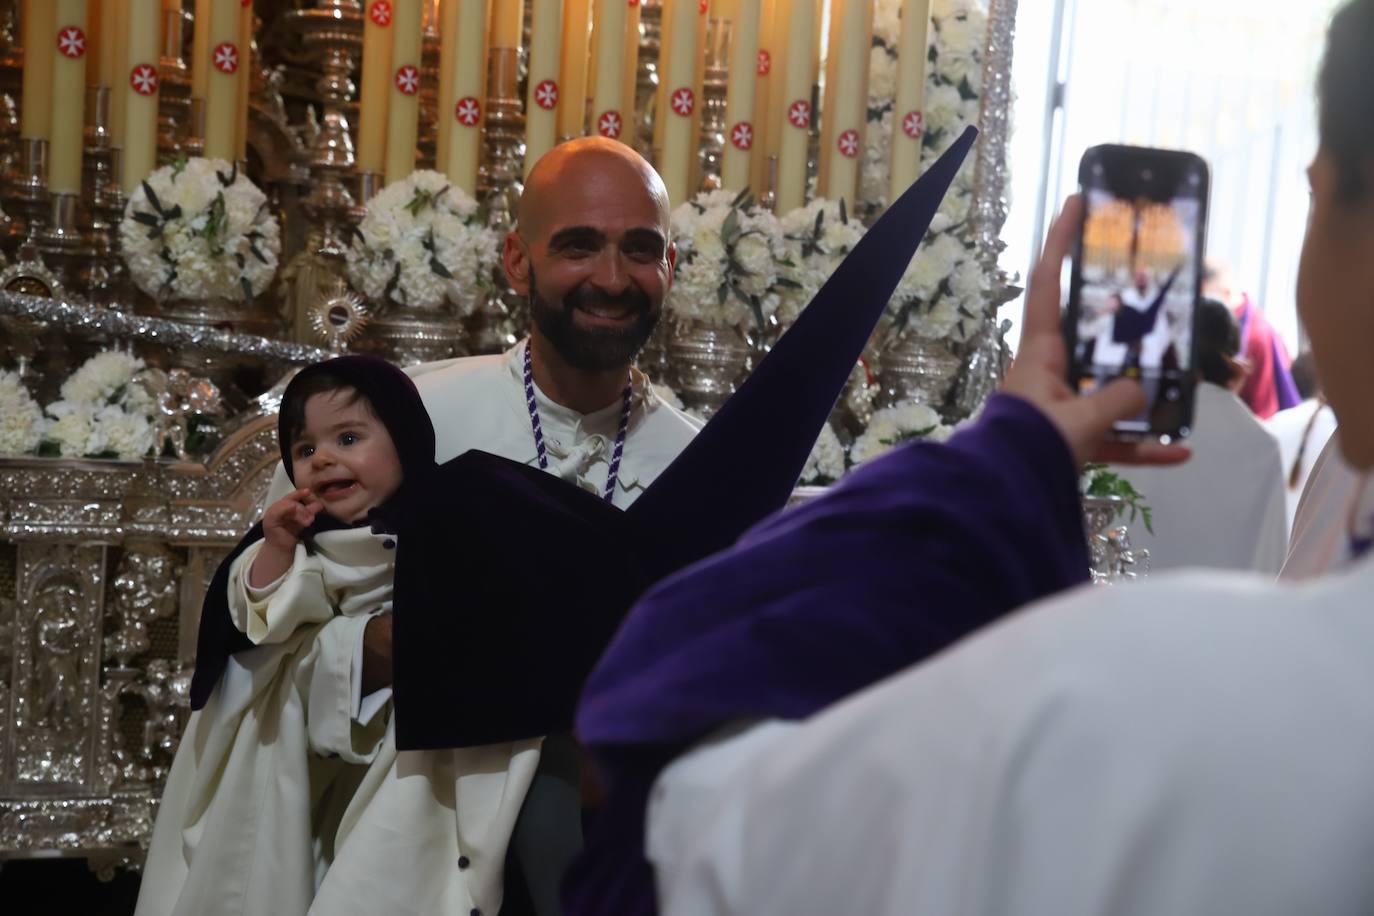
[226,541,335,645]
[303,612,390,763]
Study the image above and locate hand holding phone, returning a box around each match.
[1064,144,1211,442]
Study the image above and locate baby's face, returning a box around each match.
[289,390,404,523]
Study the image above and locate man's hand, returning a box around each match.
[249,488,323,588]
[361,613,394,695]
[1001,196,1191,469]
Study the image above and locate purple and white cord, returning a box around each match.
[523,342,632,503]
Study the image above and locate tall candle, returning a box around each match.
[489,0,521,48]
[589,0,627,141]
[557,0,591,138]
[191,0,210,99]
[524,0,561,174]
[20,0,56,139]
[383,0,422,184]
[818,0,871,208]
[690,0,707,190]
[749,0,775,196]
[621,0,641,135]
[234,0,253,162]
[720,0,760,192]
[772,0,815,213]
[357,0,394,175]
[87,0,104,85]
[889,0,932,201]
[201,0,240,161]
[109,0,131,148]
[49,0,90,193]
[436,0,456,167]
[654,0,699,206]
[121,0,160,192]
[440,0,486,194]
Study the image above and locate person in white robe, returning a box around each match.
[1109,299,1287,573]
[632,16,1374,907]
[138,139,699,916]
[1280,432,1361,580]
[1264,353,1338,531]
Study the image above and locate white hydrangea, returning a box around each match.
[850,401,953,466]
[0,370,44,456]
[799,421,847,485]
[121,157,281,302]
[348,170,498,313]
[667,190,787,331]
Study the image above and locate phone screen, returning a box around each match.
[1068,145,1209,440]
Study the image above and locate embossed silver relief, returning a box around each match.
[105,543,183,669]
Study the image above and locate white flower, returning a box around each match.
[95,405,154,460]
[938,16,981,57]
[0,370,44,456]
[800,422,847,485]
[872,0,902,46]
[348,170,495,313]
[924,84,966,137]
[850,402,951,466]
[45,401,105,458]
[667,190,787,331]
[60,351,145,407]
[867,47,898,105]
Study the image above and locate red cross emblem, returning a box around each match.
[670,87,695,117]
[756,49,771,75]
[597,110,622,138]
[394,64,420,95]
[130,63,159,96]
[534,79,559,110]
[454,96,481,126]
[213,41,239,73]
[629,0,640,5]
[57,26,86,58]
[698,0,708,12]
[787,100,811,129]
[902,110,925,140]
[730,121,753,150]
[369,1,392,26]
[837,129,860,158]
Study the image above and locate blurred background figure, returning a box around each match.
[1265,351,1338,531]
[1112,298,1288,573]
[1203,261,1301,418]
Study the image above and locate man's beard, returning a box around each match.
[527,266,661,372]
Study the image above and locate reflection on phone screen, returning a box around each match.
[1071,152,1206,439]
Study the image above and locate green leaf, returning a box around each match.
[430,257,453,279]
[131,211,161,228]
[721,208,740,243]
[839,196,848,225]
[142,180,165,216]
[730,185,751,209]
[170,157,188,180]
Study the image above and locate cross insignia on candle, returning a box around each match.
[455,96,481,126]
[756,50,771,76]
[57,26,86,59]
[394,64,420,96]
[130,63,159,96]
[902,110,925,140]
[534,79,559,110]
[629,0,640,6]
[597,111,623,138]
[698,0,708,12]
[670,88,695,117]
[213,42,239,74]
[787,100,811,129]
[837,129,860,159]
[730,122,753,150]
[369,1,393,27]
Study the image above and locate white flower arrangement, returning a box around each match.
[0,369,45,457]
[347,170,499,313]
[41,351,157,461]
[848,401,953,467]
[864,0,991,345]
[799,421,848,486]
[121,158,281,302]
[667,188,789,332]
[776,197,867,324]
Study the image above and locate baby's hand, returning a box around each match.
[262,488,324,551]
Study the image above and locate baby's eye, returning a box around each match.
[339,432,359,446]
[296,444,315,459]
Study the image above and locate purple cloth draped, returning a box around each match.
[565,393,1092,916]
[1235,296,1300,418]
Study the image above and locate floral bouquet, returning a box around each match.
[776,197,867,325]
[848,401,954,467]
[347,170,499,313]
[0,369,45,457]
[42,351,157,460]
[121,158,281,302]
[666,187,789,334]
[798,421,848,486]
[864,0,991,345]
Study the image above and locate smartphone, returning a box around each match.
[1065,144,1210,442]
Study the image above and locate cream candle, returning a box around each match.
[121,0,161,192]
[818,0,871,208]
[383,0,422,184]
[49,0,90,193]
[589,0,627,141]
[557,0,591,138]
[20,0,56,140]
[440,0,486,193]
[773,0,816,213]
[524,0,562,173]
[889,0,932,201]
[201,0,241,161]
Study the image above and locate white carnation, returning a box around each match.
[924,84,966,137]
[60,351,145,407]
[95,405,154,460]
[867,47,898,104]
[0,370,44,456]
[850,402,950,465]
[45,402,105,457]
[800,422,847,485]
[872,0,902,46]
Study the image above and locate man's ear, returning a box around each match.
[664,241,677,289]
[503,231,531,296]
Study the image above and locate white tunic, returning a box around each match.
[1281,432,1362,581]
[651,555,1374,916]
[1110,381,1288,574]
[1264,398,1338,533]
[139,340,700,916]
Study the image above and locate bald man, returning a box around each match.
[148,140,701,916]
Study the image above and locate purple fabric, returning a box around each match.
[1234,297,1300,418]
[565,393,1092,916]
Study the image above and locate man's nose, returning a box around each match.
[588,247,631,296]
